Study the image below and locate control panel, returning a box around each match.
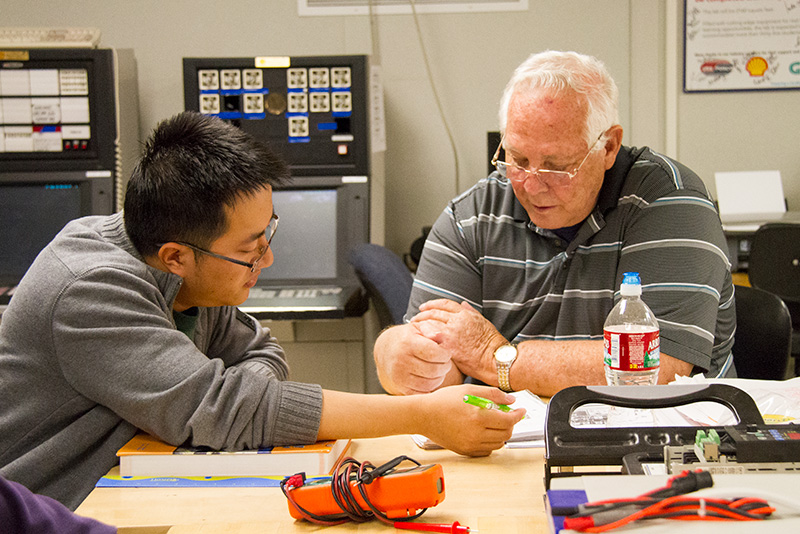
[183,55,369,178]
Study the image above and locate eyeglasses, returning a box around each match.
[491,131,604,186]
[173,214,279,273]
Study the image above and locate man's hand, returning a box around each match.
[416,385,526,456]
[410,300,507,384]
[373,323,464,395]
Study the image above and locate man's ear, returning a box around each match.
[602,125,624,171]
[156,243,193,277]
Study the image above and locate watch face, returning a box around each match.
[495,345,517,363]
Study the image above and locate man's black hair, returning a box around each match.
[124,111,290,257]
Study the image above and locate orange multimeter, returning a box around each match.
[285,463,445,520]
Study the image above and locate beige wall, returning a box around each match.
[6,0,798,257]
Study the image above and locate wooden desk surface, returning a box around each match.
[75,436,548,534]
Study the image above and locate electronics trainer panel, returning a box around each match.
[182,55,369,177]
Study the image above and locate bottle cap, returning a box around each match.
[620,272,642,296]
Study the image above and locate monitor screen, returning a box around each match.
[0,183,82,284]
[260,188,337,282]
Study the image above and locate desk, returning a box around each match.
[75,436,548,534]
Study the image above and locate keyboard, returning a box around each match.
[0,27,101,48]
[246,286,344,300]
[240,285,367,320]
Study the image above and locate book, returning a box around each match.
[411,389,548,449]
[117,433,351,478]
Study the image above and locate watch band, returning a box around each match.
[494,344,517,392]
[497,363,513,392]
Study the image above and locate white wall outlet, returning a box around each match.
[310,92,330,112]
[309,67,330,88]
[287,68,308,88]
[288,92,308,113]
[220,69,241,90]
[331,91,352,112]
[198,70,219,91]
[199,94,220,114]
[242,69,263,90]
[288,116,309,137]
[243,93,264,114]
[331,67,351,88]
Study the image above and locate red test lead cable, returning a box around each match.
[394,520,476,533]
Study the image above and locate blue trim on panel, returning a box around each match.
[288,137,310,143]
[218,112,243,119]
[243,113,267,120]
[332,112,352,118]
[317,122,337,130]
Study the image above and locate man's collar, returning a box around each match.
[596,145,635,213]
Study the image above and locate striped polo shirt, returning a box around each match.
[410,145,735,377]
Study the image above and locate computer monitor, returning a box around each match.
[258,176,368,290]
[0,172,113,288]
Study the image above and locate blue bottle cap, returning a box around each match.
[622,272,641,286]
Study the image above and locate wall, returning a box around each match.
[5,0,798,258]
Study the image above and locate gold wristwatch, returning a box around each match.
[493,344,518,392]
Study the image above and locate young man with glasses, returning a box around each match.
[0,112,523,511]
[374,51,735,398]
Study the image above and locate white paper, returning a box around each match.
[715,170,785,222]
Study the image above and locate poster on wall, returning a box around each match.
[684,0,800,92]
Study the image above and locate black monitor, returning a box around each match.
[0,172,113,289]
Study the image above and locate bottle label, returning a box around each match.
[604,330,660,371]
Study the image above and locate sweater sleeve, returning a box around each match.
[51,263,322,451]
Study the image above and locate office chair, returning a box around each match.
[348,243,414,330]
[732,284,792,380]
[747,223,800,375]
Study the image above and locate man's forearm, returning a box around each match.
[468,340,693,397]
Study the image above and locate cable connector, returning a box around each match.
[283,472,306,490]
[665,470,713,495]
[359,455,418,485]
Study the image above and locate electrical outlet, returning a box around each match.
[243,93,264,114]
[198,70,219,91]
[309,67,330,88]
[288,92,308,113]
[310,92,330,113]
[331,91,352,112]
[288,116,309,137]
[287,68,308,88]
[199,94,220,114]
[331,67,351,88]
[242,69,263,90]
[220,69,241,90]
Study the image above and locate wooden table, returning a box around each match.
[75,435,549,534]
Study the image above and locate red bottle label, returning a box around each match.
[603,330,660,371]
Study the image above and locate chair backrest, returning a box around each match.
[748,223,800,303]
[732,284,792,380]
[348,243,413,329]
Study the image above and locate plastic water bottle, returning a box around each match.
[603,272,660,386]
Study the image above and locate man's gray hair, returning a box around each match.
[498,50,619,147]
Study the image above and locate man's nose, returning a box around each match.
[522,172,550,195]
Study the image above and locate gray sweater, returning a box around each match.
[0,213,323,510]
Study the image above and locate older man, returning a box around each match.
[374,51,735,398]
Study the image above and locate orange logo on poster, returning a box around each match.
[746,56,768,77]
